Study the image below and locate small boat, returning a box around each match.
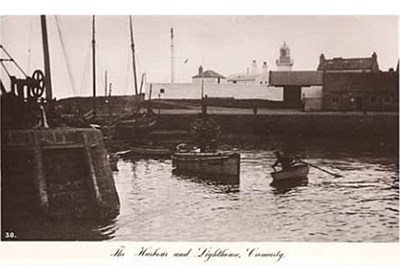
[271,163,309,181]
[113,112,157,139]
[130,145,172,157]
[171,151,240,176]
[270,177,308,195]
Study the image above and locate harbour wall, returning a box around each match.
[154,113,398,141]
[1,128,120,222]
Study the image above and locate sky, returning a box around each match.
[1,15,398,99]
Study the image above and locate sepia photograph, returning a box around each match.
[1,12,398,246]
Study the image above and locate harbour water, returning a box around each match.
[5,137,398,242]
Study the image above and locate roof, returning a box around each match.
[323,72,399,93]
[192,70,225,79]
[318,55,379,72]
[269,71,323,86]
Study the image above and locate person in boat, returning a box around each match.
[272,151,295,171]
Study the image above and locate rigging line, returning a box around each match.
[55,15,79,96]
[27,15,33,73]
[79,46,91,96]
[123,46,131,94]
[0,44,28,77]
[0,61,12,78]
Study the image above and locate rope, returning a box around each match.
[0,61,12,77]
[27,16,32,73]
[55,16,79,96]
[123,46,131,94]
[0,44,28,77]
[79,47,91,96]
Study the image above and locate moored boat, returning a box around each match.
[130,145,173,157]
[114,112,157,139]
[271,163,309,181]
[171,151,240,176]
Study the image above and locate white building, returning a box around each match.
[192,66,226,84]
[227,60,269,85]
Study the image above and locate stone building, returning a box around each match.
[269,71,323,109]
[322,70,399,111]
[318,52,380,73]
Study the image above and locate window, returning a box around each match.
[370,96,376,103]
[332,96,339,103]
[383,96,390,103]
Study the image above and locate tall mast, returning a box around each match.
[92,15,97,118]
[104,70,108,97]
[40,15,53,101]
[129,15,138,97]
[170,27,174,84]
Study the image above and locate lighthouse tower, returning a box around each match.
[276,42,294,71]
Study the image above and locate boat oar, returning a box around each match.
[299,160,342,178]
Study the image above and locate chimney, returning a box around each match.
[246,67,249,75]
[372,52,377,61]
[198,65,203,74]
[251,60,257,75]
[262,61,268,74]
[320,53,325,63]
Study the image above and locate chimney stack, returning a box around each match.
[251,60,257,75]
[262,61,268,74]
[198,65,203,74]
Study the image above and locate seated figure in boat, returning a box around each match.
[272,151,296,172]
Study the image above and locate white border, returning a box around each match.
[1,0,399,269]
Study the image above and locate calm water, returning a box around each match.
[4,139,399,242]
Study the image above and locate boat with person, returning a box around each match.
[271,162,309,181]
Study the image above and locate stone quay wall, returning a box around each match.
[2,128,120,219]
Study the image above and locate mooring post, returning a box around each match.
[80,131,103,206]
[32,131,49,213]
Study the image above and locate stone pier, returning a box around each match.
[1,128,120,219]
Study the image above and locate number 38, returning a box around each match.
[4,232,16,239]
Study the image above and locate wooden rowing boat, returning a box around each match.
[171,151,240,176]
[271,163,309,181]
[130,145,172,157]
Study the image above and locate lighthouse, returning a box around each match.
[276,42,294,71]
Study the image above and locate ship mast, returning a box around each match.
[129,15,138,97]
[92,15,97,118]
[170,27,174,84]
[40,15,53,102]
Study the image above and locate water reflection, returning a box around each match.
[270,177,309,195]
[172,169,240,194]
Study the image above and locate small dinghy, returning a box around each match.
[130,145,172,157]
[271,163,309,181]
[172,151,240,177]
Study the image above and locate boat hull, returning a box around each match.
[130,146,173,157]
[171,151,240,176]
[114,115,157,140]
[271,163,309,181]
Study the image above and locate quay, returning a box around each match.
[2,128,120,220]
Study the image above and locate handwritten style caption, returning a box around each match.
[111,246,285,263]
